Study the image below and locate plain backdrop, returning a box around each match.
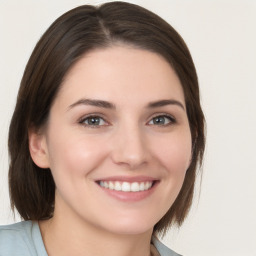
[0,1,256,255]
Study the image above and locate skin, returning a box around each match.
[29,46,192,256]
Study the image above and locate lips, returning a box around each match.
[95,176,158,201]
[99,181,153,192]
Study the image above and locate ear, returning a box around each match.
[28,128,50,169]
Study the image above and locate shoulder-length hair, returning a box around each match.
[8,1,205,236]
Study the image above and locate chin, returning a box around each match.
[99,215,157,236]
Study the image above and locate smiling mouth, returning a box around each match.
[97,181,155,192]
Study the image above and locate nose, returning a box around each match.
[110,124,149,170]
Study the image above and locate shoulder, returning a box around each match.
[0,221,47,256]
[152,236,182,256]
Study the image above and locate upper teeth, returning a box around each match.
[99,181,153,192]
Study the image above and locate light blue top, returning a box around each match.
[0,221,181,256]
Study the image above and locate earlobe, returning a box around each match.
[28,129,50,169]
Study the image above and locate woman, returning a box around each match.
[0,2,205,255]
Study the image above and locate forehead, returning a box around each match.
[56,46,185,108]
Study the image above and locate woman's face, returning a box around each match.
[35,46,192,235]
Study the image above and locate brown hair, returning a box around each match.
[8,1,205,236]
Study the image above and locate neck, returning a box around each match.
[39,199,153,256]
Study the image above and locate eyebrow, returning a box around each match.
[68,98,116,110]
[147,99,185,110]
[68,98,185,111]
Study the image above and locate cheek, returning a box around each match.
[46,132,109,181]
[154,131,192,176]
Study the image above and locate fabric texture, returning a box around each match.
[0,221,47,256]
[0,221,181,256]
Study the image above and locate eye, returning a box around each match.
[148,115,175,126]
[79,115,108,127]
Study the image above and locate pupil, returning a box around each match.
[88,117,100,125]
[154,117,164,124]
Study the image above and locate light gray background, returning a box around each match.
[0,1,256,255]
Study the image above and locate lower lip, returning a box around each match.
[96,182,159,202]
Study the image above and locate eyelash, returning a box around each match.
[147,114,176,126]
[79,115,108,128]
[78,113,176,128]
